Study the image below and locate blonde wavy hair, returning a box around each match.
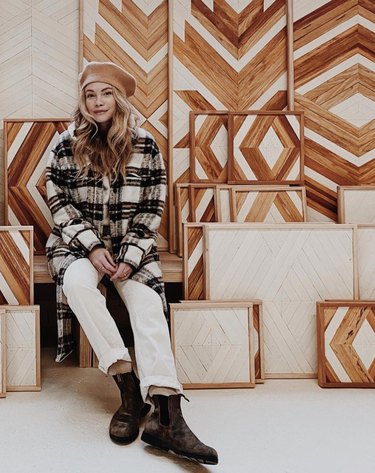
[72,87,139,180]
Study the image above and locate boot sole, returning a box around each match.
[141,432,218,465]
[109,430,139,445]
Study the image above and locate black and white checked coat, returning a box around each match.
[46,125,167,362]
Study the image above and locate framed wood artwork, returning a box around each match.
[0,310,5,398]
[204,223,356,378]
[338,186,375,224]
[170,301,256,388]
[3,305,41,392]
[317,301,375,388]
[228,111,304,185]
[0,226,34,305]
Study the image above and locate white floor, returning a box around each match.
[1,350,375,473]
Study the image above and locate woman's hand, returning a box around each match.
[89,247,117,276]
[110,262,134,282]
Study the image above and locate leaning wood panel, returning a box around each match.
[170,301,256,388]
[0,310,5,398]
[317,301,375,388]
[4,120,69,254]
[228,111,304,184]
[183,223,205,300]
[4,305,41,392]
[0,227,34,305]
[357,225,375,300]
[338,186,375,224]
[205,223,356,377]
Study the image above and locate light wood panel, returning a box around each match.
[357,225,375,300]
[0,310,5,398]
[204,223,356,377]
[338,186,375,224]
[3,305,41,392]
[0,227,33,305]
[317,301,375,388]
[170,301,256,388]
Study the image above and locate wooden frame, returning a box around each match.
[356,224,375,300]
[3,305,41,392]
[338,186,375,224]
[189,111,229,183]
[228,111,304,185]
[0,310,6,398]
[203,223,357,378]
[170,301,256,389]
[183,223,206,300]
[0,226,34,305]
[317,301,375,388]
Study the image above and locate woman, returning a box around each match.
[45,61,218,465]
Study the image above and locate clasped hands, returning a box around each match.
[89,247,133,281]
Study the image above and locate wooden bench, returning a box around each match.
[34,252,183,367]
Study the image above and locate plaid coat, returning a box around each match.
[46,124,167,362]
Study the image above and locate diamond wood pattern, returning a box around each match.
[317,301,375,388]
[0,227,33,305]
[3,305,41,391]
[338,186,375,224]
[0,310,5,398]
[205,224,356,377]
[82,0,169,249]
[357,225,375,300]
[173,0,288,189]
[5,120,69,254]
[170,301,256,388]
[183,223,205,300]
[228,112,304,184]
[293,0,375,222]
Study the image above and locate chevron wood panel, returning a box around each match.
[338,186,375,224]
[4,305,41,391]
[173,0,288,188]
[357,225,375,300]
[294,0,375,222]
[5,120,69,254]
[82,0,169,249]
[231,185,306,222]
[170,301,256,388]
[205,224,355,377]
[0,227,33,305]
[183,223,205,300]
[317,301,375,387]
[228,112,304,184]
[0,310,5,398]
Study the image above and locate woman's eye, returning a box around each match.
[104,91,112,96]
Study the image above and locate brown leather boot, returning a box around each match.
[109,372,151,444]
[141,395,218,465]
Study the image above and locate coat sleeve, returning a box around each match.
[117,138,166,269]
[46,148,104,254]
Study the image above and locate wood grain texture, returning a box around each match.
[82,0,169,249]
[205,223,355,377]
[294,0,375,222]
[317,301,375,388]
[0,227,33,305]
[338,186,375,224]
[5,120,69,254]
[170,301,256,388]
[0,310,5,398]
[183,223,205,300]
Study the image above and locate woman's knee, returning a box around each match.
[63,259,98,296]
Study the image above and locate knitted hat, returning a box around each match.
[79,61,136,97]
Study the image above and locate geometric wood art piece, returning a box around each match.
[170,301,256,388]
[3,305,41,392]
[4,120,69,254]
[356,225,375,300]
[82,0,169,250]
[294,1,375,222]
[230,185,307,222]
[228,112,304,185]
[0,227,34,305]
[204,223,356,377]
[183,223,205,300]
[0,310,5,398]
[317,301,375,388]
[189,112,229,183]
[338,186,375,224]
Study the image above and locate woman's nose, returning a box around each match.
[95,96,103,106]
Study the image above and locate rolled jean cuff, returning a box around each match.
[140,375,183,403]
[98,348,132,375]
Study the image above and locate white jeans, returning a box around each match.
[62,258,183,400]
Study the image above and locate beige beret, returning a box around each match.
[79,61,136,97]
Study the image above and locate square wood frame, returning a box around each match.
[338,186,375,224]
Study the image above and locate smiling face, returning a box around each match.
[84,82,116,130]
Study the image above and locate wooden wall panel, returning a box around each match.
[357,225,375,300]
[317,301,375,388]
[338,186,375,223]
[294,0,375,222]
[0,227,33,305]
[4,120,69,254]
[183,223,205,300]
[82,0,169,249]
[170,301,256,388]
[205,224,355,377]
[0,310,5,398]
